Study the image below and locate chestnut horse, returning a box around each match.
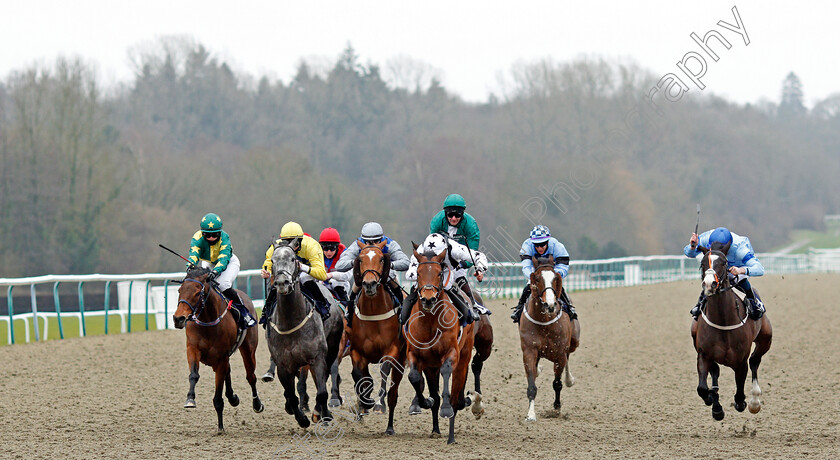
[518,256,579,422]
[405,244,475,444]
[349,240,406,435]
[172,267,264,433]
[691,245,772,420]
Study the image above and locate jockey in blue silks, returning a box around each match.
[684,227,766,320]
[510,225,578,323]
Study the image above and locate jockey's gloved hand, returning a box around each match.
[459,260,470,269]
[299,262,311,274]
[207,271,218,284]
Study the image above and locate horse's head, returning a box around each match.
[272,242,300,295]
[530,255,560,315]
[173,267,213,328]
[413,242,447,311]
[698,244,730,297]
[356,240,390,298]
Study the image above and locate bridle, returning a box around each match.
[525,265,563,326]
[417,259,447,311]
[179,277,230,327]
[359,245,385,287]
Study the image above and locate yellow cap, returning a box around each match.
[280,221,304,239]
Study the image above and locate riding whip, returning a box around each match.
[159,244,193,267]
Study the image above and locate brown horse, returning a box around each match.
[405,244,475,444]
[172,267,264,433]
[692,245,773,420]
[447,282,493,419]
[518,255,579,422]
[348,240,406,435]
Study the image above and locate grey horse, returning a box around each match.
[264,243,344,427]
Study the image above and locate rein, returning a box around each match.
[179,278,231,327]
[701,253,747,331]
[526,269,563,326]
[416,260,449,310]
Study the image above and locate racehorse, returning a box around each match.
[518,255,579,422]
[348,240,406,435]
[405,244,476,444]
[172,266,264,433]
[691,244,773,420]
[264,243,344,427]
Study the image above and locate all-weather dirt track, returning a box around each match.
[2,274,839,459]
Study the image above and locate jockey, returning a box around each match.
[319,227,352,301]
[334,222,410,327]
[428,193,489,315]
[510,225,578,323]
[400,232,489,325]
[684,227,766,320]
[259,221,333,322]
[187,213,256,328]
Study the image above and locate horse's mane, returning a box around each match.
[534,256,554,268]
[709,242,727,253]
[187,266,212,279]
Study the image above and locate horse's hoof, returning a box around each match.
[734,400,746,412]
[470,392,485,419]
[554,401,562,411]
[440,404,454,419]
[261,373,274,383]
[374,403,386,414]
[430,431,442,439]
[328,398,342,408]
[285,403,295,415]
[228,394,240,407]
[385,427,395,436]
[748,400,762,414]
[409,404,422,415]
[447,436,457,445]
[525,416,536,422]
[184,399,196,409]
[296,413,311,428]
[312,412,320,424]
[712,404,725,421]
[215,428,225,436]
[254,402,265,413]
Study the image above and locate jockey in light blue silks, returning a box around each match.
[510,225,578,323]
[684,227,766,320]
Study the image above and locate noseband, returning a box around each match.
[179,277,229,326]
[417,260,446,310]
[360,246,385,286]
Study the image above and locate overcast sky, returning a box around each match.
[2,0,837,107]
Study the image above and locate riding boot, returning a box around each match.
[510,284,530,323]
[260,288,277,328]
[345,287,358,327]
[456,276,487,316]
[223,288,256,328]
[302,280,331,320]
[744,288,765,320]
[559,288,578,320]
[690,291,706,319]
[446,288,474,325]
[387,278,405,304]
[399,286,418,325]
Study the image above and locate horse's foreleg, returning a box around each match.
[439,358,455,419]
[279,371,310,428]
[408,361,432,413]
[297,368,310,413]
[311,358,333,423]
[696,353,711,406]
[374,361,391,414]
[523,351,538,422]
[239,343,263,413]
[471,356,484,395]
[386,356,404,435]
[564,353,576,387]
[224,369,240,407]
[709,361,724,421]
[733,359,748,412]
[749,318,773,413]
[329,360,343,408]
[552,359,566,411]
[350,352,374,411]
[213,363,229,434]
[185,353,200,408]
[424,367,442,436]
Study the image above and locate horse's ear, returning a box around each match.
[697,245,709,255]
[547,254,555,266]
[434,247,447,262]
[272,240,280,250]
[530,271,537,285]
[412,241,419,250]
[376,240,387,249]
[721,241,732,255]
[356,239,365,249]
[531,256,539,267]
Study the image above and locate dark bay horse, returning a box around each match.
[518,256,579,422]
[348,240,406,434]
[173,267,264,433]
[405,245,475,444]
[264,243,344,427]
[692,245,772,420]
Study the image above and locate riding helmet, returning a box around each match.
[529,225,551,244]
[200,213,223,232]
[709,227,733,247]
[319,227,341,243]
[361,222,384,241]
[280,221,304,240]
[443,194,466,211]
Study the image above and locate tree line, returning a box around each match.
[1,38,837,276]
